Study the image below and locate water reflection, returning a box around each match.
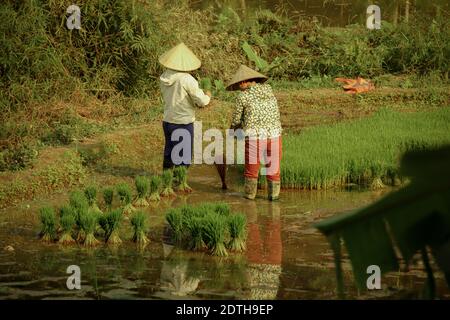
[245,201,282,299]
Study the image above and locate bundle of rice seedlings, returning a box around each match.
[69,191,89,242]
[134,176,150,207]
[103,187,114,210]
[214,202,231,216]
[69,190,89,213]
[84,186,103,215]
[166,208,183,244]
[202,213,228,257]
[99,209,123,245]
[161,170,175,197]
[79,209,99,246]
[58,207,76,244]
[131,211,149,245]
[149,175,161,201]
[185,216,205,251]
[39,207,56,243]
[60,205,75,218]
[173,166,192,193]
[116,183,135,215]
[227,213,247,252]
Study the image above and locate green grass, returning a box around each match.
[280,108,450,189]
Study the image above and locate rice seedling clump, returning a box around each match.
[161,170,175,197]
[117,183,135,215]
[134,176,150,207]
[173,166,192,193]
[165,202,247,257]
[185,216,205,251]
[227,213,247,252]
[39,207,57,243]
[131,211,149,245]
[202,213,229,257]
[166,208,184,244]
[84,186,103,215]
[149,176,161,201]
[103,187,114,210]
[99,209,123,245]
[79,209,99,246]
[58,206,76,244]
[69,191,89,242]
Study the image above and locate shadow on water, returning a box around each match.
[0,164,448,299]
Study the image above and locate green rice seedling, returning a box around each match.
[58,213,76,244]
[227,213,247,252]
[39,207,56,243]
[79,209,99,246]
[202,213,229,257]
[278,108,450,190]
[69,190,89,213]
[166,208,183,244]
[69,191,89,242]
[131,211,149,245]
[134,176,150,207]
[59,205,75,218]
[149,175,161,201]
[214,202,231,216]
[117,183,135,215]
[161,170,175,197]
[185,216,205,251]
[99,209,123,245]
[173,166,192,193]
[84,186,103,215]
[103,187,114,210]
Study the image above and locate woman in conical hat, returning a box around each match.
[227,65,282,201]
[159,43,211,184]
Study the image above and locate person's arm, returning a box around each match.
[230,96,245,129]
[184,75,211,107]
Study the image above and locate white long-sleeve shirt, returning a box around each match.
[160,69,210,124]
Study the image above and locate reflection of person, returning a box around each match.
[159,257,200,297]
[245,202,282,300]
[157,239,200,298]
[159,43,211,170]
[226,65,282,201]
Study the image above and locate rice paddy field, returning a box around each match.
[280,107,450,189]
[1,0,450,302]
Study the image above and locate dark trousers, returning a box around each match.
[162,121,194,170]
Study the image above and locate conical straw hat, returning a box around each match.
[159,42,201,72]
[226,65,268,91]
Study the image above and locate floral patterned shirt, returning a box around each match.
[231,83,282,138]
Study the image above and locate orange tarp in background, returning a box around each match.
[335,77,375,94]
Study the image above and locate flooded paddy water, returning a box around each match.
[0,165,448,300]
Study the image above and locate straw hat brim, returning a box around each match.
[226,65,268,91]
[159,42,201,72]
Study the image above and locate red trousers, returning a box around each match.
[244,137,282,182]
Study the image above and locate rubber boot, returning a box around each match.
[268,180,280,201]
[244,177,258,200]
